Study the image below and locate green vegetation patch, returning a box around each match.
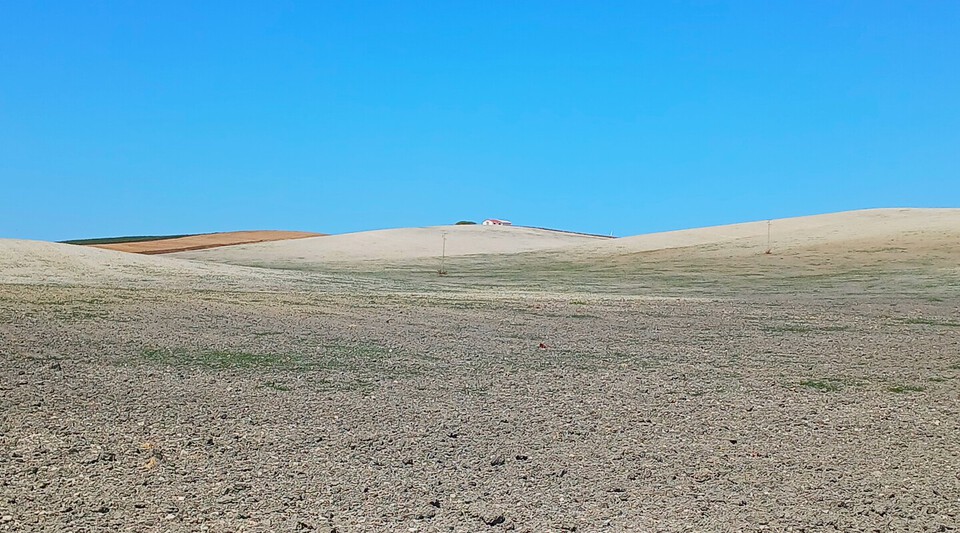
[762,324,849,334]
[887,384,926,394]
[261,381,292,391]
[763,324,812,333]
[57,309,109,320]
[62,234,195,245]
[552,349,660,370]
[140,347,307,369]
[800,378,844,392]
[902,317,960,327]
[137,341,402,374]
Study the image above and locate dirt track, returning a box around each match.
[90,231,323,255]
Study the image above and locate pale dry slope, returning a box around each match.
[571,208,960,260]
[91,230,323,255]
[6,208,955,291]
[173,225,609,267]
[0,239,317,289]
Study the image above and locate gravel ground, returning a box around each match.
[1,283,959,532]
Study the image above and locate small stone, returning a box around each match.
[416,506,437,519]
[1,515,13,522]
[490,455,505,466]
[485,514,505,526]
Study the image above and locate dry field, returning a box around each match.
[90,231,323,255]
[1,209,959,532]
[171,225,609,265]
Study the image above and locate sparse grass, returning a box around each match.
[903,317,960,327]
[261,381,292,391]
[460,377,491,396]
[430,300,489,310]
[551,349,660,370]
[137,342,410,378]
[140,347,306,369]
[800,379,844,392]
[763,324,812,333]
[762,324,849,334]
[887,384,926,393]
[855,247,908,254]
[320,342,391,360]
[63,298,108,305]
[58,309,109,320]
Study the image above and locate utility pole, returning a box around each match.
[439,232,447,275]
[765,220,772,254]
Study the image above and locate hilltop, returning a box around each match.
[171,225,608,267]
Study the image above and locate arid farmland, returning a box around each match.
[2,209,959,532]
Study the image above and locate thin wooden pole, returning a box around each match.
[439,232,447,274]
[766,220,772,254]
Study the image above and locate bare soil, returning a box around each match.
[2,210,959,531]
[1,283,958,532]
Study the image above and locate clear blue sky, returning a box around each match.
[1,1,957,240]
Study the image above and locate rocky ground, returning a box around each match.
[1,283,959,532]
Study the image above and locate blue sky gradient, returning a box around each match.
[1,1,958,240]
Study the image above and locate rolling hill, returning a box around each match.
[81,230,323,255]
